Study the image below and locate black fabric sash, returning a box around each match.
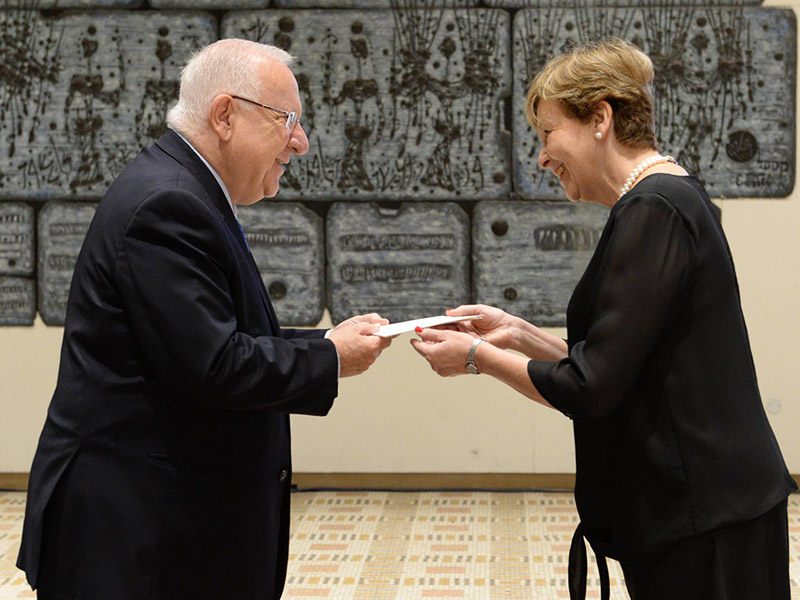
[568,523,610,600]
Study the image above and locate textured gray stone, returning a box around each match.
[473,201,609,327]
[0,11,216,200]
[487,0,761,9]
[512,7,796,199]
[222,9,511,201]
[326,202,469,324]
[3,0,143,9]
[274,0,478,9]
[0,276,35,326]
[0,203,34,276]
[37,202,96,325]
[237,202,325,326]
[149,0,262,9]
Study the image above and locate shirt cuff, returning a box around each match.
[324,329,340,379]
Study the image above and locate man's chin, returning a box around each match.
[263,173,283,198]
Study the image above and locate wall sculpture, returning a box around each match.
[0,0,795,327]
[512,5,796,200]
[326,202,469,323]
[222,8,512,201]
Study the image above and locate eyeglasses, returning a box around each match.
[231,95,298,132]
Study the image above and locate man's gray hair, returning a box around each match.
[166,39,294,139]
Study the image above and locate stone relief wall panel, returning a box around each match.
[0,4,794,326]
[4,0,144,10]
[473,201,609,327]
[222,9,511,201]
[487,0,762,9]
[237,202,325,326]
[0,277,36,326]
[150,0,261,9]
[326,202,469,324]
[0,204,34,276]
[512,6,796,199]
[0,11,216,200]
[275,0,479,9]
[37,202,96,325]
[0,203,34,324]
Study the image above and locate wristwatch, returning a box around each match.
[466,337,487,374]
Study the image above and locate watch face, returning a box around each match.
[466,362,479,375]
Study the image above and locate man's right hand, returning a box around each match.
[328,314,392,377]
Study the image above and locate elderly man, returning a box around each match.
[17,39,390,600]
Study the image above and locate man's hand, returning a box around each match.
[328,313,392,377]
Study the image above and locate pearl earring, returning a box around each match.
[594,132,602,140]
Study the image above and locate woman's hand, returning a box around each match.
[445,304,567,360]
[443,304,519,350]
[411,320,556,409]
[409,327,477,377]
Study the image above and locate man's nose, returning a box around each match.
[289,122,309,156]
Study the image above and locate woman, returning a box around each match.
[410,38,795,600]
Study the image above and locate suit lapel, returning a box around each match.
[155,130,283,336]
[240,236,283,336]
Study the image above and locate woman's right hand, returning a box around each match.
[444,304,520,350]
[445,304,568,360]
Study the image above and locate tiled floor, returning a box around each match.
[1,490,798,599]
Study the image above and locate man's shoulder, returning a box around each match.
[107,133,205,202]
[151,129,194,164]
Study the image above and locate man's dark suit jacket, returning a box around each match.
[17,130,340,600]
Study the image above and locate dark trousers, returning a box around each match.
[621,498,791,600]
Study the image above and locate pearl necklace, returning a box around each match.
[618,155,677,200]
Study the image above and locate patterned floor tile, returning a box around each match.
[0,490,797,599]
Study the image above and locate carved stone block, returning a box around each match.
[473,201,609,327]
[0,277,36,326]
[512,7,796,199]
[274,0,478,9]
[237,202,325,326]
[0,11,216,200]
[327,202,469,324]
[488,0,760,8]
[4,0,143,9]
[0,203,35,276]
[222,9,511,201]
[37,202,96,326]
[149,0,259,9]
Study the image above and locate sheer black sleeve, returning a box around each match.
[528,193,696,421]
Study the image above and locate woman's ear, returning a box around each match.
[209,94,235,142]
[593,100,613,140]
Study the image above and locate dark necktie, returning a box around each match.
[237,222,250,252]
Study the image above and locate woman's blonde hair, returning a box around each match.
[526,37,658,150]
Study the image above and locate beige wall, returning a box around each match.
[2,1,798,475]
[0,313,574,474]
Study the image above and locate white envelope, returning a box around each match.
[373,314,483,338]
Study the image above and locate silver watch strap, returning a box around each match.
[467,337,487,373]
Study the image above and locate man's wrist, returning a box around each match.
[324,330,340,379]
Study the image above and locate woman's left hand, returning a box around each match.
[409,327,479,377]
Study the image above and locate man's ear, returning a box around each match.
[593,100,613,139]
[209,94,235,142]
